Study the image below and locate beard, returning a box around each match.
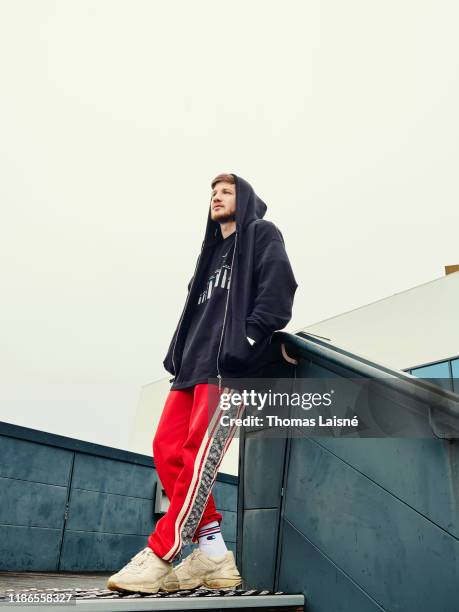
[214,211,236,224]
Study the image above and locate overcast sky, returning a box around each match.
[1,0,458,450]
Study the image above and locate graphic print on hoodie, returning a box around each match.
[170,231,236,390]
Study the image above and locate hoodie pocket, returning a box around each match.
[219,316,255,372]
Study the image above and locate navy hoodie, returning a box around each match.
[163,173,298,390]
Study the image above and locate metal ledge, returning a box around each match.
[0,587,304,611]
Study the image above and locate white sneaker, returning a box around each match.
[161,548,242,591]
[107,547,172,593]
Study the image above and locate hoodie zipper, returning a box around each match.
[216,230,238,392]
[171,242,205,378]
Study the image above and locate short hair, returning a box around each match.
[210,173,235,190]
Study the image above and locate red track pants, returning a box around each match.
[148,383,244,562]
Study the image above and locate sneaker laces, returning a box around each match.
[125,548,153,570]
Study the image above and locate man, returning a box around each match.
[107,173,298,594]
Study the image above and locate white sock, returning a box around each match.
[197,520,228,559]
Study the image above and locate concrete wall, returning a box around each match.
[239,332,459,612]
[0,422,238,572]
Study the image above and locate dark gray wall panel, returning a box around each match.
[71,453,155,498]
[296,360,337,379]
[0,477,67,529]
[237,333,459,610]
[318,438,459,538]
[0,525,61,571]
[212,481,237,512]
[59,531,148,572]
[219,509,236,542]
[66,488,154,536]
[242,508,279,591]
[0,424,238,572]
[284,436,459,612]
[0,436,72,486]
[243,434,285,509]
[278,519,384,612]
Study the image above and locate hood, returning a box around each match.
[203,173,268,256]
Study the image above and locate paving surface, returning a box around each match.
[0,572,110,592]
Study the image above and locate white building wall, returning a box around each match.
[299,271,459,371]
